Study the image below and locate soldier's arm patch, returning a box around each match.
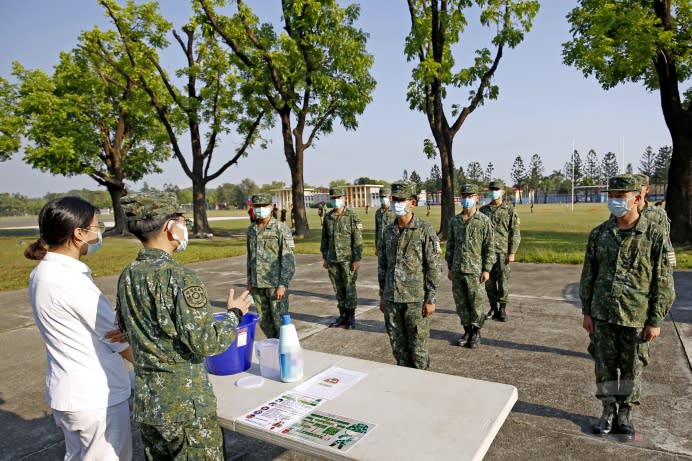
[183,286,208,308]
[356,223,363,230]
[667,250,677,267]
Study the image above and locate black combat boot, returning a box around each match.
[614,405,635,440]
[592,402,617,435]
[457,325,471,346]
[498,303,508,322]
[466,326,481,349]
[329,308,347,328]
[343,310,356,329]
[485,302,497,320]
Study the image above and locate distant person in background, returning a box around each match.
[321,187,363,329]
[247,197,256,223]
[247,193,296,338]
[446,184,494,349]
[479,179,521,322]
[374,187,395,256]
[27,197,134,461]
[581,175,675,440]
[318,201,325,225]
[272,203,278,219]
[426,201,431,216]
[280,208,287,222]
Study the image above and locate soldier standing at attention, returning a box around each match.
[581,175,675,440]
[479,179,520,321]
[378,181,441,369]
[246,193,296,338]
[633,173,671,235]
[374,187,396,256]
[446,184,494,349]
[321,187,363,329]
[116,193,251,460]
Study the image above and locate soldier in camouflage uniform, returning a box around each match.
[320,187,363,329]
[446,184,495,349]
[378,181,441,369]
[479,179,520,322]
[375,187,396,256]
[116,193,251,460]
[580,175,676,440]
[633,173,671,235]
[246,193,296,339]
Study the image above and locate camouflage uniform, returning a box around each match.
[320,187,363,327]
[117,194,240,460]
[479,179,520,320]
[581,175,675,436]
[378,181,441,369]
[446,185,495,332]
[247,193,296,339]
[375,187,396,256]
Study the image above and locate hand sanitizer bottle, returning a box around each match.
[279,314,304,382]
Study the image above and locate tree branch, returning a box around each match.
[205,111,264,183]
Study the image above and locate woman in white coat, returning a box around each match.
[26,197,133,460]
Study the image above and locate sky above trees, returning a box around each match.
[0,1,671,197]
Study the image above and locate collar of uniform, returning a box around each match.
[255,217,277,229]
[606,213,647,234]
[136,247,174,261]
[399,214,420,228]
[42,252,91,276]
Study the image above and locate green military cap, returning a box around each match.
[607,174,642,192]
[251,193,273,205]
[488,179,505,190]
[460,183,479,195]
[632,173,649,186]
[120,192,184,222]
[329,187,346,197]
[390,181,416,199]
[379,187,391,196]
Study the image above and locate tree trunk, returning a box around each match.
[436,134,455,241]
[105,184,127,236]
[192,175,210,237]
[665,129,692,244]
[281,111,310,239]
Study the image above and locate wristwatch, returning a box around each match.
[226,307,244,322]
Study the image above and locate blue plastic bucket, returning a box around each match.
[205,312,259,375]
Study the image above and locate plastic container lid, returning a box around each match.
[235,375,265,389]
[281,314,292,325]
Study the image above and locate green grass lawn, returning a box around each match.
[1,203,689,292]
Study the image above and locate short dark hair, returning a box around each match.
[25,197,97,260]
[127,213,178,242]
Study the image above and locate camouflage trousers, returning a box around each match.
[383,301,430,369]
[139,415,223,461]
[485,253,511,304]
[252,287,289,339]
[327,261,358,312]
[588,319,650,406]
[451,272,487,328]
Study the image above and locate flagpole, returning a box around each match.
[571,140,575,212]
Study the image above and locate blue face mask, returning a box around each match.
[331,198,343,209]
[461,197,476,209]
[254,206,272,219]
[489,190,502,200]
[607,197,632,217]
[380,197,390,206]
[393,201,409,217]
[81,230,103,255]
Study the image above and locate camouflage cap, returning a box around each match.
[632,173,650,186]
[329,187,346,197]
[488,179,505,190]
[460,183,480,195]
[379,187,391,196]
[120,192,184,222]
[607,174,642,192]
[390,181,416,199]
[251,193,273,205]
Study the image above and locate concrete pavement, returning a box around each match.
[1,255,690,460]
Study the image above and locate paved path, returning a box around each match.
[1,256,690,460]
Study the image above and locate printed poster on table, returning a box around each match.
[293,366,367,400]
[241,392,324,432]
[282,410,376,452]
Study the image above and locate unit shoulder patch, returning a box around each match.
[183,286,208,308]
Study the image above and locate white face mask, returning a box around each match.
[380,197,390,206]
[393,201,409,217]
[255,206,272,219]
[168,221,189,252]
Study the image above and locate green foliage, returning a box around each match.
[0,77,22,161]
[563,1,692,93]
